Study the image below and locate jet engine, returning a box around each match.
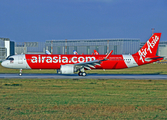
[60,65,75,74]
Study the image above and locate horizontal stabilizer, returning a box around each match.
[145,56,164,61]
[149,56,164,60]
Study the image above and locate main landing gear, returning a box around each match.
[78,68,87,76]
[78,72,87,76]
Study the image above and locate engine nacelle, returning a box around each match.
[60,65,75,74]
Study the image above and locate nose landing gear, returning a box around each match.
[19,69,22,76]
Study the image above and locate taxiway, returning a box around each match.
[0,73,167,79]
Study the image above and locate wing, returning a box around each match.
[73,50,113,71]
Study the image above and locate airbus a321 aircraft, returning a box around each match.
[1,33,163,76]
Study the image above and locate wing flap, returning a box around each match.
[73,50,113,71]
[84,66,91,70]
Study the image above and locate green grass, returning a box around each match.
[0,63,167,119]
[0,63,167,74]
[0,79,167,119]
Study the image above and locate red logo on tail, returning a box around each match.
[136,33,161,63]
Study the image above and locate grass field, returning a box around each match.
[0,63,167,74]
[0,63,167,119]
[0,79,167,119]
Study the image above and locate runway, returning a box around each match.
[0,73,167,79]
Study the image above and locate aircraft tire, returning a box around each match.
[78,72,87,76]
[82,72,87,76]
[78,72,82,76]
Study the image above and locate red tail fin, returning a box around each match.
[134,33,161,62]
[94,50,99,55]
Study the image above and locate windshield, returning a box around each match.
[6,57,14,61]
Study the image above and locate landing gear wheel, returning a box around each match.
[78,72,87,76]
[78,72,82,76]
[82,72,87,76]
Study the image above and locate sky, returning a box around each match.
[0,0,167,42]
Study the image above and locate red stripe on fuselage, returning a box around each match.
[25,54,128,69]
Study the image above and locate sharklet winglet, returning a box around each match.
[105,50,113,60]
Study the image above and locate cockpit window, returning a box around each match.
[6,57,14,61]
[9,58,14,60]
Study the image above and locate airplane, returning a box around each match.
[1,33,163,76]
[73,50,78,55]
[73,49,98,55]
[94,50,99,55]
[46,50,51,55]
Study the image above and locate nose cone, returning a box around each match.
[1,61,8,68]
[1,61,5,67]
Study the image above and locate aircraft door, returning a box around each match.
[18,56,23,64]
